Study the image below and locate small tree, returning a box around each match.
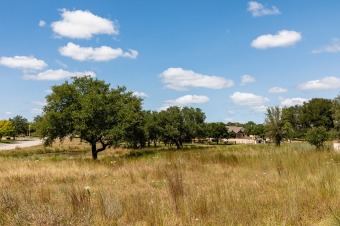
[0,120,15,141]
[144,111,161,147]
[265,106,284,146]
[205,122,229,144]
[305,126,329,150]
[10,115,29,139]
[158,106,206,149]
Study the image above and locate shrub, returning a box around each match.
[305,126,329,150]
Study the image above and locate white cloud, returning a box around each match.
[312,39,340,54]
[59,42,138,61]
[280,97,308,107]
[298,76,340,90]
[31,108,43,114]
[228,110,235,115]
[55,60,67,68]
[225,118,234,122]
[268,87,288,93]
[39,20,46,27]
[247,1,281,17]
[51,9,118,39]
[5,112,13,115]
[0,56,47,70]
[160,67,234,91]
[132,92,149,98]
[230,92,269,112]
[32,101,47,106]
[23,69,95,81]
[241,74,255,85]
[160,95,210,110]
[251,30,302,49]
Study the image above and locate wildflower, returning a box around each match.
[84,186,91,195]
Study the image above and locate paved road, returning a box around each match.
[0,139,43,150]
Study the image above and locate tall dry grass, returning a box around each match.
[0,141,340,225]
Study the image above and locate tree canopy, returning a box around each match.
[205,122,229,144]
[36,76,144,159]
[10,115,28,139]
[300,98,333,130]
[158,106,205,149]
[0,120,15,141]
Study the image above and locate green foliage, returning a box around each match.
[158,106,206,149]
[36,76,145,159]
[332,95,340,139]
[9,115,29,138]
[144,111,162,147]
[305,126,329,150]
[243,121,265,138]
[282,105,304,139]
[243,121,256,136]
[0,120,15,140]
[300,98,333,130]
[265,106,284,146]
[205,122,228,144]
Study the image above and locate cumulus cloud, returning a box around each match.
[132,92,149,98]
[312,39,340,54]
[5,112,13,115]
[298,76,340,90]
[160,95,209,110]
[280,97,308,107]
[0,56,47,70]
[247,1,281,17]
[230,92,269,112]
[268,87,288,93]
[251,30,302,49]
[160,67,234,91]
[23,69,95,81]
[59,42,138,61]
[39,20,46,27]
[51,9,118,39]
[241,74,255,86]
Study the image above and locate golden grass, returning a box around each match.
[0,141,340,225]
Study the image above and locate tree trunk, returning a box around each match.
[91,143,98,160]
[174,139,182,149]
[153,140,157,148]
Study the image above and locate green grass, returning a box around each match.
[0,139,16,144]
[0,141,340,225]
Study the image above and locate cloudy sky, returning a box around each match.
[1,0,340,123]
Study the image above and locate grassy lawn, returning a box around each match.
[0,140,339,225]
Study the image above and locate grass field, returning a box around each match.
[0,140,340,225]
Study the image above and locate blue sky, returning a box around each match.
[1,0,340,123]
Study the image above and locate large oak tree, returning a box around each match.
[37,76,144,159]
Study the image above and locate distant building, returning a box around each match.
[226,126,245,139]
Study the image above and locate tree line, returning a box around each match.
[265,96,340,148]
[1,76,339,159]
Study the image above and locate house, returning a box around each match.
[226,126,245,139]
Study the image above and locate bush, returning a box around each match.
[305,126,329,150]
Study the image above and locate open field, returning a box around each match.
[0,141,340,225]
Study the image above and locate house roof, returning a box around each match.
[226,126,244,133]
